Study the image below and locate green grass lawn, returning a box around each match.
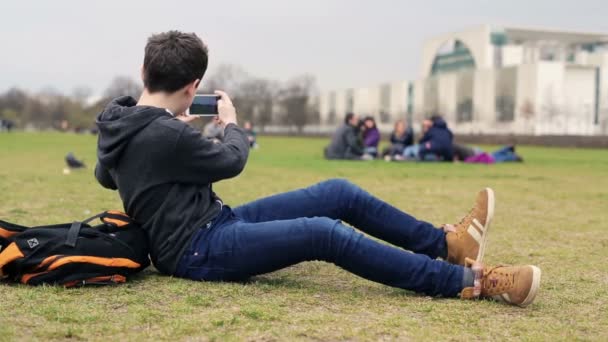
[1,132,607,341]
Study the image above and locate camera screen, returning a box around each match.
[189,95,219,115]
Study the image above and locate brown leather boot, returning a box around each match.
[461,258,542,308]
[445,188,494,265]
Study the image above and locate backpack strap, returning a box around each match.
[82,212,106,225]
[64,211,134,248]
[64,221,83,248]
[67,211,107,247]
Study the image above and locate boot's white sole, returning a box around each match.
[519,266,542,307]
[475,188,495,263]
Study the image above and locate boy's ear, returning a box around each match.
[185,79,200,96]
[140,65,145,82]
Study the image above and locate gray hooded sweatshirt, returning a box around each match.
[95,96,249,274]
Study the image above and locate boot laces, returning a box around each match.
[483,265,516,294]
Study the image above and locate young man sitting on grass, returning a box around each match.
[94,30,541,307]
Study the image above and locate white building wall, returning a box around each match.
[534,62,566,135]
[514,64,539,135]
[335,90,347,122]
[473,68,496,131]
[353,87,371,115]
[437,73,458,123]
[354,86,382,117]
[389,81,408,121]
[562,66,596,135]
[597,67,608,135]
[586,52,608,67]
[319,92,329,124]
[502,45,524,67]
[450,68,495,135]
[411,79,426,125]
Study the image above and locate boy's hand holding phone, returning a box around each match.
[187,90,237,127]
[214,90,237,127]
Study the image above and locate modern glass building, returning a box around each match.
[319,25,608,136]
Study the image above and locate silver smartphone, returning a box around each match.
[189,94,220,116]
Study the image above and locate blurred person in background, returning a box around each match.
[243,121,258,148]
[453,144,523,164]
[203,119,224,142]
[324,113,366,160]
[402,116,453,161]
[361,116,380,158]
[382,119,414,160]
[418,115,454,161]
[0,119,15,132]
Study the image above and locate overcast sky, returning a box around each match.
[1,0,607,96]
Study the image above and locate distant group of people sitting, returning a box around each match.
[324,113,523,163]
[204,119,258,148]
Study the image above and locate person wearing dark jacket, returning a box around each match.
[382,120,414,159]
[94,30,541,307]
[324,113,365,160]
[418,116,454,161]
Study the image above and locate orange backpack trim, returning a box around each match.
[0,227,19,239]
[101,211,132,227]
[62,274,127,287]
[19,256,140,284]
[48,255,141,270]
[0,243,25,276]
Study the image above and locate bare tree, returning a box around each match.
[199,64,250,94]
[72,86,93,104]
[0,64,320,132]
[0,87,28,113]
[104,76,142,100]
[277,74,318,132]
[233,78,277,127]
[199,64,279,128]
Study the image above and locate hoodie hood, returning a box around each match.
[432,117,448,129]
[96,96,171,168]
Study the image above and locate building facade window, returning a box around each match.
[407,82,414,124]
[379,83,392,123]
[495,67,517,122]
[328,91,337,125]
[456,71,474,122]
[424,77,439,117]
[345,88,354,113]
[594,67,600,125]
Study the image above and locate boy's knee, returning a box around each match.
[304,217,354,240]
[321,178,359,196]
[303,217,359,260]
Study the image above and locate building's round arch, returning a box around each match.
[429,38,477,76]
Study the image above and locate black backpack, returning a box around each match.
[0,211,150,287]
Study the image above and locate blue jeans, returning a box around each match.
[491,146,519,163]
[402,144,439,162]
[364,146,378,157]
[402,144,420,159]
[175,179,464,297]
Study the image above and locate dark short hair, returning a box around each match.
[143,31,209,93]
[363,116,376,127]
[429,114,443,123]
[344,112,355,124]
